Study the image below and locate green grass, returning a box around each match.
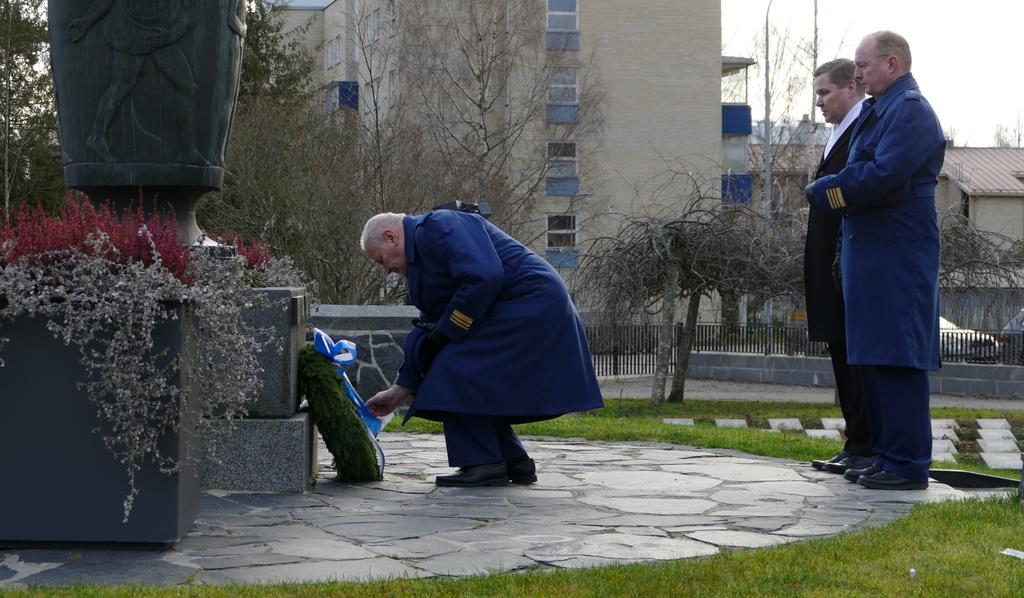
[8,496,1024,596]
[5,397,1022,596]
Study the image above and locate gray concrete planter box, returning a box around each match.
[0,307,199,544]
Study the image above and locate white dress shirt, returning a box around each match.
[822,101,863,161]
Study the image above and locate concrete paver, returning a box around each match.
[0,432,1006,588]
[715,418,748,428]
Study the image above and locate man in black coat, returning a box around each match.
[805,59,873,474]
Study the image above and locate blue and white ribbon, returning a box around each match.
[311,328,392,475]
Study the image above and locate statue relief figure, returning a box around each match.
[68,0,208,165]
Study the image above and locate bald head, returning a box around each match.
[855,31,912,97]
[360,212,406,251]
[361,212,409,276]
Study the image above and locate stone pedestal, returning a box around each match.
[244,288,308,417]
[200,287,314,491]
[201,414,316,492]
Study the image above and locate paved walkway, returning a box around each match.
[599,376,1024,411]
[0,433,1006,588]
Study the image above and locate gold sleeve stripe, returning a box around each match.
[826,187,847,209]
[450,310,474,330]
[452,310,474,325]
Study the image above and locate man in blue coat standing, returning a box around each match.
[361,209,604,487]
[805,31,944,490]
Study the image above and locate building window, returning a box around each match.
[546,214,579,268]
[546,142,580,196]
[547,67,579,123]
[547,214,577,248]
[547,0,579,50]
[326,35,342,70]
[547,0,578,31]
[547,68,578,105]
[547,142,577,177]
[388,0,396,37]
[373,8,382,41]
[388,69,397,107]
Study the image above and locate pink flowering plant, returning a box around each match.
[0,195,309,520]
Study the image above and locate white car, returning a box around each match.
[939,317,1001,363]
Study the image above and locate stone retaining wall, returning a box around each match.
[311,305,1024,399]
[310,304,418,399]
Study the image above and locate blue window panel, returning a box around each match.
[339,81,359,110]
[546,104,580,123]
[546,177,580,196]
[721,173,753,204]
[546,32,580,51]
[546,248,580,269]
[549,0,576,11]
[722,104,752,136]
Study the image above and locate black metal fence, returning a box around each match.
[585,323,1014,377]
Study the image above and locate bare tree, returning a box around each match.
[397,0,603,235]
[994,113,1024,148]
[576,167,804,404]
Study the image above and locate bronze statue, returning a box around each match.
[50,0,247,243]
[68,0,207,165]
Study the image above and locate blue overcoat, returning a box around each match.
[395,210,604,422]
[807,74,944,370]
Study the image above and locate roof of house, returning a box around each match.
[941,147,1024,196]
[722,56,755,76]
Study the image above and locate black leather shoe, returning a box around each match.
[843,464,880,483]
[811,450,849,471]
[508,456,537,484]
[823,454,875,475]
[857,470,928,490]
[436,462,509,487]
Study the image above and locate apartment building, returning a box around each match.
[282,1,742,270]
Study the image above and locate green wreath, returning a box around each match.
[297,345,382,481]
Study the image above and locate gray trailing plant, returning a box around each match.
[0,228,305,521]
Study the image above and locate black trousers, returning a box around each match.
[827,340,872,456]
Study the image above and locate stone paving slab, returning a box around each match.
[977,419,1011,430]
[715,418,748,428]
[978,439,1021,453]
[768,418,803,431]
[805,429,842,441]
[932,439,958,454]
[932,428,959,441]
[980,453,1023,470]
[932,452,957,463]
[978,429,1017,441]
[0,433,994,589]
[662,418,695,426]
[931,419,960,431]
[820,418,846,431]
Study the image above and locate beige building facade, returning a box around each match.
[938,147,1024,242]
[282,1,731,269]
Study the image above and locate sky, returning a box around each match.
[721,0,1024,147]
